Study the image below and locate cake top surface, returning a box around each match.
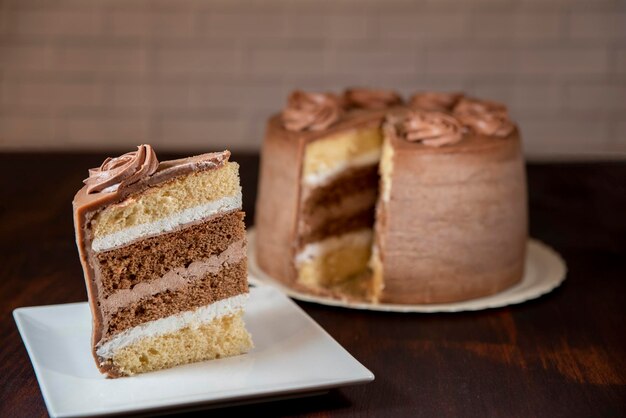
[409,91,464,112]
[452,97,515,138]
[385,110,465,148]
[274,88,404,139]
[385,94,518,151]
[272,89,518,145]
[343,88,404,111]
[281,91,344,132]
[74,146,231,212]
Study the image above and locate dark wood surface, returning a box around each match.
[1,152,625,418]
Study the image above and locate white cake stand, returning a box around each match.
[247,229,567,313]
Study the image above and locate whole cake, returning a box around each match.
[255,89,527,304]
[73,145,253,377]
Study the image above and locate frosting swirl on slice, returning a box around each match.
[84,144,159,194]
[282,91,342,132]
[410,92,463,112]
[453,98,515,137]
[387,110,464,147]
[343,88,403,110]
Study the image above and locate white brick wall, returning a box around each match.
[154,47,242,75]
[56,45,148,73]
[0,0,624,159]
[64,113,151,148]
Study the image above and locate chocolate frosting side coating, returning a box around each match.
[453,97,515,137]
[84,144,159,194]
[410,92,463,112]
[281,90,343,132]
[378,130,527,304]
[343,88,404,110]
[385,110,464,147]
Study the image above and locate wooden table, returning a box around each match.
[1,153,625,417]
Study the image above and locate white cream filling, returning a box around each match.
[295,229,373,265]
[91,193,242,252]
[303,149,381,187]
[96,293,248,359]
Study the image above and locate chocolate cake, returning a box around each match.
[73,145,252,377]
[255,89,528,304]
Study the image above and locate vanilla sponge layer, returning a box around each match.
[296,229,373,288]
[303,127,382,186]
[92,162,241,239]
[97,293,248,360]
[303,150,380,187]
[91,194,241,252]
[107,311,253,376]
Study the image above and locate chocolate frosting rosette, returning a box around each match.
[343,88,404,110]
[453,98,515,137]
[84,144,159,194]
[410,91,464,112]
[386,110,464,147]
[281,91,343,132]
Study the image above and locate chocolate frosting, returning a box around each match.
[343,88,403,110]
[453,98,515,137]
[377,130,527,304]
[386,110,464,147]
[410,92,463,112]
[84,144,159,194]
[281,90,343,132]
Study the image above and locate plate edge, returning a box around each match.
[13,309,61,417]
[12,291,374,417]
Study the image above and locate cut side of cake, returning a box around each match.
[256,89,528,304]
[73,146,252,377]
[256,89,402,299]
[296,115,382,293]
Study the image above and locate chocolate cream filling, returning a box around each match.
[102,259,248,341]
[101,239,246,314]
[301,164,378,211]
[297,164,378,247]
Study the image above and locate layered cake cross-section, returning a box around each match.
[256,89,403,299]
[73,145,252,377]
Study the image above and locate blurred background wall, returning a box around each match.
[0,0,624,159]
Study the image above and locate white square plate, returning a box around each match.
[13,284,374,417]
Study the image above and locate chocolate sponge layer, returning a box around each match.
[96,211,245,297]
[298,208,374,247]
[297,165,378,247]
[103,259,248,340]
[301,165,378,215]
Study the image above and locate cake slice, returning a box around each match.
[73,145,252,377]
[255,89,402,299]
